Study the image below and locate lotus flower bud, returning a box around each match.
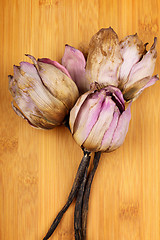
[9,55,79,129]
[85,27,122,87]
[69,83,131,152]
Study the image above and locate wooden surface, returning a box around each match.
[0,0,160,239]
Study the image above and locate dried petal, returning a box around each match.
[108,103,131,151]
[124,37,157,90]
[37,59,79,110]
[106,85,125,112]
[99,109,120,151]
[70,85,131,152]
[8,60,73,128]
[123,75,159,101]
[86,27,122,87]
[72,90,106,146]
[62,45,89,94]
[38,58,71,78]
[69,90,94,133]
[118,33,145,88]
[83,97,115,151]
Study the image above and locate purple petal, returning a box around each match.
[125,37,157,89]
[69,90,94,133]
[108,103,131,151]
[15,63,42,93]
[99,108,120,151]
[62,45,89,94]
[19,62,40,82]
[135,74,159,98]
[118,34,145,88]
[83,96,116,151]
[105,86,125,112]
[38,58,71,78]
[123,75,159,102]
[73,90,106,146]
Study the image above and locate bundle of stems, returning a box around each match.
[43,150,101,240]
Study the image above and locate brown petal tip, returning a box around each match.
[144,42,149,47]
[25,54,38,65]
[155,74,159,80]
[151,37,157,50]
[8,75,13,81]
[97,27,118,37]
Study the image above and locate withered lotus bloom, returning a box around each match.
[69,83,131,152]
[62,28,159,102]
[9,55,79,129]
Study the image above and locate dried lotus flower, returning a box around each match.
[9,55,79,129]
[62,27,159,102]
[68,83,131,239]
[69,83,131,152]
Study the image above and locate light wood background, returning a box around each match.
[0,0,160,239]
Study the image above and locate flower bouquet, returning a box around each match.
[9,27,158,240]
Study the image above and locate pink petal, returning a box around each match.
[19,62,40,82]
[69,90,93,133]
[135,74,159,99]
[109,103,131,151]
[119,34,145,88]
[99,109,120,151]
[106,86,125,112]
[73,90,106,146]
[125,37,157,89]
[123,75,159,101]
[38,58,71,79]
[83,97,116,151]
[106,86,125,104]
[62,45,89,94]
[138,74,159,92]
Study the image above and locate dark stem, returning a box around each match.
[82,152,101,240]
[74,159,90,240]
[43,150,91,240]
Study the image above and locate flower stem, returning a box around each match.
[43,150,91,240]
[74,159,89,240]
[82,152,101,240]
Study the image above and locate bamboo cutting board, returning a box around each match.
[0,0,160,239]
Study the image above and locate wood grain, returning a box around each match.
[0,0,160,239]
